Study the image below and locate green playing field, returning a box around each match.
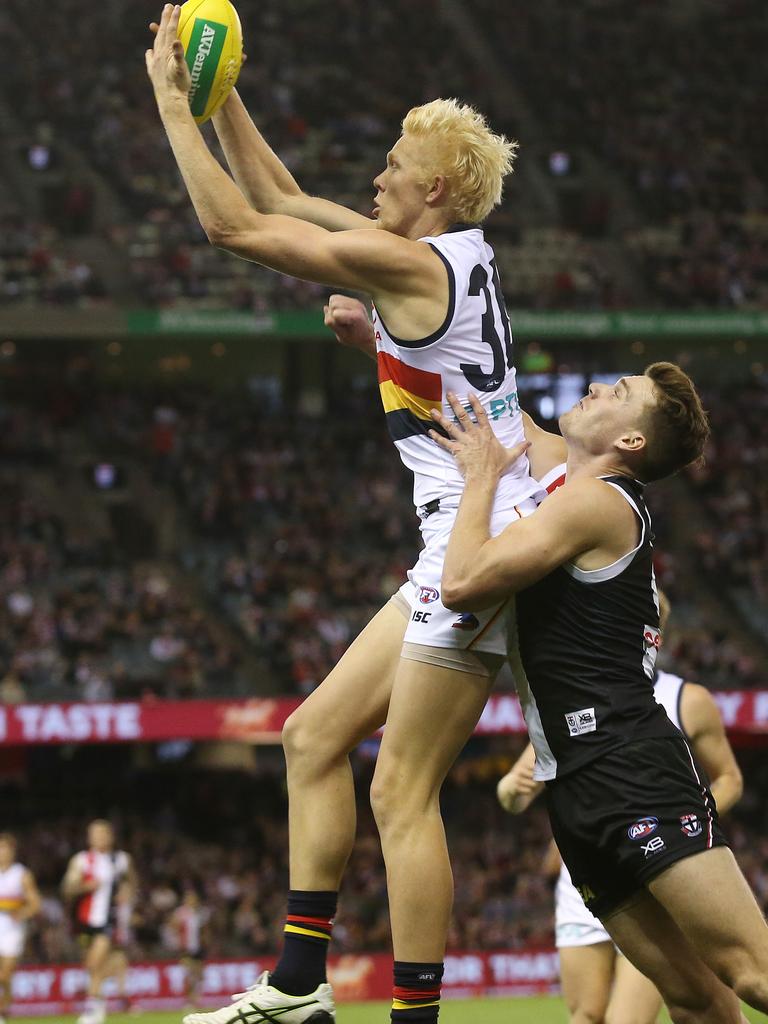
[16,1002,768,1024]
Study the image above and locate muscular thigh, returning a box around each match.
[286,598,408,754]
[373,656,492,803]
[86,933,112,972]
[648,847,768,979]
[602,890,732,1004]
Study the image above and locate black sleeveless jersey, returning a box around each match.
[510,475,680,780]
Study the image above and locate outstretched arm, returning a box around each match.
[683,684,743,814]
[145,8,442,298]
[213,92,374,231]
[429,394,636,609]
[497,743,544,814]
[521,411,567,482]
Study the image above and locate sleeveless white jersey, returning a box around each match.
[73,849,130,929]
[373,225,543,511]
[555,670,688,944]
[0,863,26,922]
[654,670,686,731]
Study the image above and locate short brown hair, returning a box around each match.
[638,362,710,482]
[0,833,17,847]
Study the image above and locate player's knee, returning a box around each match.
[570,1006,605,1024]
[370,764,434,839]
[282,706,347,775]
[282,707,321,764]
[732,969,768,1012]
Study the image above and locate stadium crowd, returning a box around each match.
[1,370,765,702]
[5,1,765,309]
[478,0,768,309]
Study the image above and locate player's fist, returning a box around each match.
[323,295,376,358]
[497,759,538,815]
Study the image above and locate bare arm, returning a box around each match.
[213,91,374,231]
[497,743,544,814]
[522,411,568,482]
[542,839,562,878]
[683,684,744,814]
[61,855,96,900]
[19,870,42,922]
[145,19,443,302]
[124,857,139,904]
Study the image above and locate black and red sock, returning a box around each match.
[391,961,443,1022]
[269,890,337,996]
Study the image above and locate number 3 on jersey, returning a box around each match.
[460,259,514,392]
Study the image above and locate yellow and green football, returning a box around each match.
[178,0,243,124]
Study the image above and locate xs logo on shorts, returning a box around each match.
[641,836,665,858]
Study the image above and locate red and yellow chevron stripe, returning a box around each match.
[377,352,443,441]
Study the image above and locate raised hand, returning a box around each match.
[145,4,191,105]
[323,295,376,358]
[430,392,530,482]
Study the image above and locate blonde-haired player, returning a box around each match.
[497,589,745,1024]
[146,8,539,1023]
[0,834,40,1024]
[62,821,137,1024]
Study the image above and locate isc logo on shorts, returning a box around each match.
[565,707,597,737]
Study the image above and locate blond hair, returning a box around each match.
[402,98,518,224]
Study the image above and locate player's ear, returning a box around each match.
[616,429,646,454]
[425,175,448,206]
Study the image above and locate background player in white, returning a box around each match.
[0,834,40,1024]
[62,820,137,1024]
[429,372,768,1022]
[498,594,744,1024]
[146,9,539,1023]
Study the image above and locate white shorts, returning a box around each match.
[398,497,537,657]
[0,921,25,959]
[555,864,611,948]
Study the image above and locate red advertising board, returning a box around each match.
[10,952,560,1015]
[0,692,766,746]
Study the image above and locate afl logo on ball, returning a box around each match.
[418,586,439,605]
[628,816,659,841]
[680,814,703,838]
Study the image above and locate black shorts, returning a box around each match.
[76,923,113,947]
[545,735,729,919]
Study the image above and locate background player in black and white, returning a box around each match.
[62,820,137,1024]
[146,8,539,1023]
[429,365,768,1022]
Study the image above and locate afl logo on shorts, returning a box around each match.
[627,816,659,841]
[418,586,439,605]
[680,814,703,838]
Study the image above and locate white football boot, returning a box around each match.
[77,998,107,1024]
[182,971,335,1024]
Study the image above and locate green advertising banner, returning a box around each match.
[125,309,768,340]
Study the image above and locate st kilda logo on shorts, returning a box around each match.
[418,586,439,604]
[680,813,703,838]
[627,816,659,841]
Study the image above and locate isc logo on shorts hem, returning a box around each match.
[565,707,597,736]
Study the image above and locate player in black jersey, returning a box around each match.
[430,365,768,1023]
